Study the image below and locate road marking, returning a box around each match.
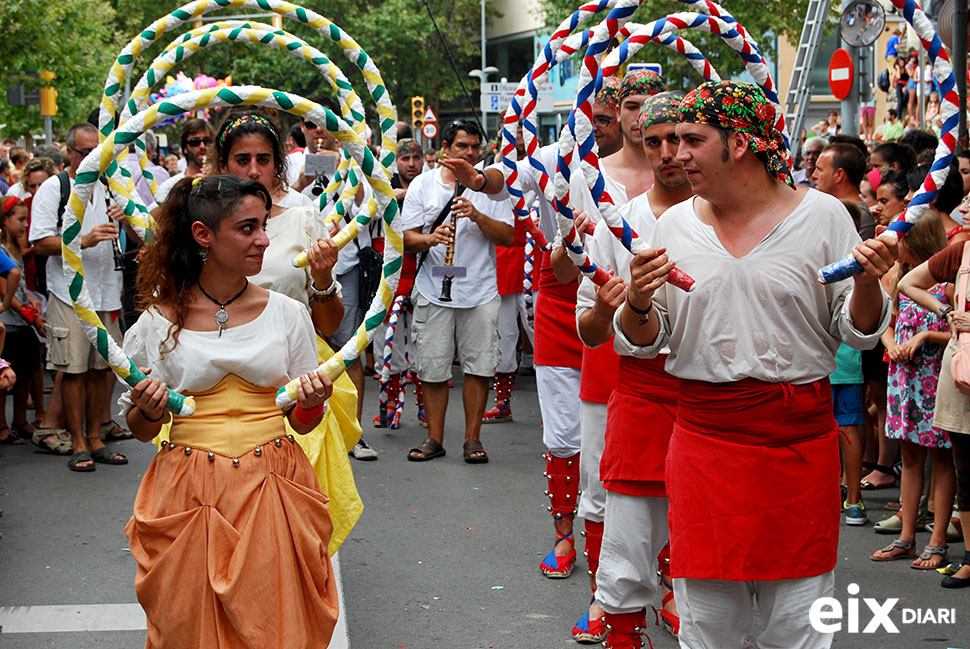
[0,604,146,633]
[0,554,350,647]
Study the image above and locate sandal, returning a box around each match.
[912,545,949,570]
[100,421,133,441]
[539,529,576,578]
[90,446,128,465]
[68,451,96,472]
[462,439,489,464]
[0,427,24,445]
[31,427,71,455]
[407,437,445,462]
[860,464,896,490]
[571,597,606,643]
[870,538,916,561]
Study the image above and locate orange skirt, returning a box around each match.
[126,437,338,649]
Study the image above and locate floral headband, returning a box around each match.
[678,81,794,188]
[217,113,278,148]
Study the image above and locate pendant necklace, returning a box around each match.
[197,279,249,337]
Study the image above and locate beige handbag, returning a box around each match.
[951,241,970,396]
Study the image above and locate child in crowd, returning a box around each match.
[0,197,44,447]
[871,212,954,569]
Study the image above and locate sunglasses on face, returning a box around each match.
[186,137,213,147]
[69,146,94,157]
[303,120,324,130]
[593,115,615,128]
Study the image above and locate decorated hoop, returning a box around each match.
[819,0,958,283]
[98,0,398,192]
[65,87,401,415]
[554,4,779,288]
[98,22,363,233]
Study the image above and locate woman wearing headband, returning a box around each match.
[122,175,338,647]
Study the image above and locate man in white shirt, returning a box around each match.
[155,118,212,203]
[401,120,514,463]
[616,81,895,649]
[30,122,128,472]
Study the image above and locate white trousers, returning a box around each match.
[497,293,522,374]
[674,571,835,649]
[577,400,607,522]
[596,492,669,615]
[536,365,581,457]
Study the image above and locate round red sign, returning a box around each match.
[828,48,854,100]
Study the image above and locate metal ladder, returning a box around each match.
[784,0,832,146]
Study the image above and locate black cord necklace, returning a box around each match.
[197,279,249,337]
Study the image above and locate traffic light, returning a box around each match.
[411,96,424,134]
[39,70,57,117]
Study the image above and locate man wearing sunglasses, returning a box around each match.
[155,118,212,203]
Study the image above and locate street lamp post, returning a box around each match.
[469,65,500,138]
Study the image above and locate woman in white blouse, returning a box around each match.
[122,175,338,648]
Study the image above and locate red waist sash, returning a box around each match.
[496,240,525,296]
[602,355,677,497]
[580,341,619,404]
[667,377,839,581]
[534,251,582,368]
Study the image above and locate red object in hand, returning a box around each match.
[667,267,695,293]
[19,304,39,325]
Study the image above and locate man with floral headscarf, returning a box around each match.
[612,81,896,648]
[572,91,693,648]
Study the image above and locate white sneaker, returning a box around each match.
[351,438,378,461]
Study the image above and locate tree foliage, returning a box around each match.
[1,0,493,142]
[0,0,118,140]
[536,0,816,92]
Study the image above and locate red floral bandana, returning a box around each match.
[678,81,794,188]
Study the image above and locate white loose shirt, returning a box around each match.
[29,173,122,311]
[251,206,341,308]
[401,167,513,308]
[613,189,891,384]
[118,291,318,414]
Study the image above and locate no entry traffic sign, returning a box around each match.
[829,48,854,100]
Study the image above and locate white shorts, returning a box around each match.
[412,294,501,383]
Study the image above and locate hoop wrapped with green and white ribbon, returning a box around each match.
[115,20,369,211]
[67,87,401,415]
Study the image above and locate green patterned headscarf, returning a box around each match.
[678,81,794,188]
[594,75,621,110]
[637,92,685,132]
[619,69,666,100]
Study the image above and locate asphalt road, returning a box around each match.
[1,371,968,648]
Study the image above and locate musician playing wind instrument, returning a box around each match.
[401,119,514,464]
